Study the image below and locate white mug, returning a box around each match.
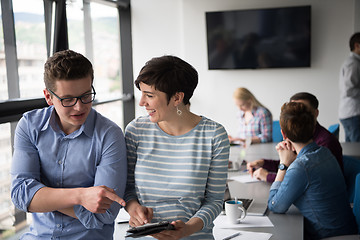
[225,199,247,224]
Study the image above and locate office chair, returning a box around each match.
[328,123,340,140]
[320,172,360,239]
[343,155,360,203]
[353,173,360,234]
[272,120,282,142]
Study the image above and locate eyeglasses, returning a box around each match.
[47,86,96,107]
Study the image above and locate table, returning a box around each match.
[341,142,360,159]
[229,142,278,164]
[234,141,360,160]
[226,144,303,240]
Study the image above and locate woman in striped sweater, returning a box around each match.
[124,55,230,239]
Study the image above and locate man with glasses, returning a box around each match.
[11,50,127,239]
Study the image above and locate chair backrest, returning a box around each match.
[343,155,360,203]
[353,173,360,234]
[328,123,340,140]
[272,120,282,142]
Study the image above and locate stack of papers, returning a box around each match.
[213,214,273,240]
[116,208,130,223]
[230,174,260,183]
[214,229,272,240]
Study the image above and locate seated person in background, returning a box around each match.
[247,92,343,182]
[124,55,230,239]
[268,102,357,240]
[228,87,272,146]
[11,50,127,239]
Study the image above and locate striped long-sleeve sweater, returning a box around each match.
[124,116,230,239]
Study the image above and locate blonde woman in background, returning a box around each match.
[229,87,273,145]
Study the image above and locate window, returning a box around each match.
[67,0,124,128]
[13,0,47,98]
[90,2,123,127]
[0,1,7,101]
[67,0,85,54]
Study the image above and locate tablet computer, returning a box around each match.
[126,221,175,238]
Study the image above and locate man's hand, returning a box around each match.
[79,185,125,213]
[247,159,264,177]
[253,168,269,181]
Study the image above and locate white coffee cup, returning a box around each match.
[225,199,247,224]
[245,136,252,148]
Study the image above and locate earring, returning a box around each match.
[176,106,182,116]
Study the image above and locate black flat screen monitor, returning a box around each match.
[206,6,311,70]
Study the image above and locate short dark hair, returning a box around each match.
[280,102,315,143]
[290,92,319,110]
[44,49,94,91]
[134,55,198,105]
[349,32,360,51]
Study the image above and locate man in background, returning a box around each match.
[339,32,360,142]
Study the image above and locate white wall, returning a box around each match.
[131,0,358,142]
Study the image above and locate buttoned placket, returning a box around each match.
[52,135,69,238]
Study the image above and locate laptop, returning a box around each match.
[222,183,268,216]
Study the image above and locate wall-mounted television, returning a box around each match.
[205,6,311,70]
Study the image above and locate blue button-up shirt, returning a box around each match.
[11,106,127,239]
[268,142,357,239]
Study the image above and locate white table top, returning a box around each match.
[341,142,360,158]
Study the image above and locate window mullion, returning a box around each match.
[1,0,19,99]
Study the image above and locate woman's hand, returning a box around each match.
[151,220,188,240]
[126,200,153,227]
[228,135,245,144]
[151,217,204,240]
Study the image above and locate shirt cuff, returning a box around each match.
[266,173,276,183]
[270,181,282,191]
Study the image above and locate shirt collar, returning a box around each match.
[251,106,258,115]
[40,106,94,138]
[41,106,57,132]
[82,108,95,138]
[313,121,320,137]
[351,51,360,60]
[239,106,258,117]
[297,141,318,158]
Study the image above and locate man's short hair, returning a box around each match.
[290,92,319,110]
[349,32,360,51]
[44,50,94,91]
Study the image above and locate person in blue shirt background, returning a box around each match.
[11,49,127,239]
[268,101,357,240]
